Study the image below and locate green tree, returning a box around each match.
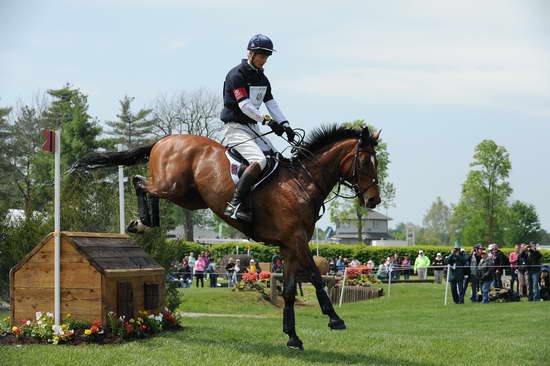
[450,140,512,245]
[34,85,116,232]
[504,201,541,245]
[328,120,394,244]
[106,96,154,148]
[0,105,12,214]
[422,197,451,245]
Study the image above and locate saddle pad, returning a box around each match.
[225,151,242,185]
[224,151,280,190]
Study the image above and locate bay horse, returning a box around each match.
[73,124,381,350]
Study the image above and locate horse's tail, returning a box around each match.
[69,143,156,172]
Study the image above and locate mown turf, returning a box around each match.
[1,283,548,366]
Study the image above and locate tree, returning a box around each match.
[328,120,394,243]
[150,89,223,240]
[422,197,451,245]
[0,105,12,214]
[106,96,154,148]
[450,140,512,244]
[6,98,50,217]
[504,201,541,245]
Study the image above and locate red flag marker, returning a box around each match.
[41,130,56,152]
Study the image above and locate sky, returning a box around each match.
[1,0,549,232]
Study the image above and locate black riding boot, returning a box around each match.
[224,162,261,223]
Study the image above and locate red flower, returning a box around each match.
[140,324,147,330]
[92,320,102,327]
[346,268,361,279]
[242,272,257,283]
[125,325,134,333]
[259,271,271,280]
[90,325,99,333]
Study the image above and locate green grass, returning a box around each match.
[1,284,549,366]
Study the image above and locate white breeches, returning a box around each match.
[223,123,277,170]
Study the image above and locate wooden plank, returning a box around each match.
[72,237,136,248]
[62,232,129,239]
[104,269,165,278]
[28,238,87,263]
[13,262,101,289]
[12,287,102,324]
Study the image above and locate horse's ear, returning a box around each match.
[372,129,381,141]
[360,127,370,146]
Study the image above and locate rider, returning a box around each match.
[221,34,295,223]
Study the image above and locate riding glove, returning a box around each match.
[284,126,295,143]
[268,120,285,136]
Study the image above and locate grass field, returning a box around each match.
[1,283,548,366]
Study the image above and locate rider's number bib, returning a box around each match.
[249,86,267,108]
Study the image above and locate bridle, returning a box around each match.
[289,136,379,218]
[338,141,379,204]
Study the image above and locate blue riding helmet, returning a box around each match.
[247,34,275,55]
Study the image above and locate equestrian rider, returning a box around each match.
[221,34,295,223]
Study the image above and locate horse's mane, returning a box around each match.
[294,124,361,159]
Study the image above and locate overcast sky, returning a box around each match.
[1,0,549,232]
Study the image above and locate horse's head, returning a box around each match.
[341,127,382,209]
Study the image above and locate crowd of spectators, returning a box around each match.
[168,244,548,302]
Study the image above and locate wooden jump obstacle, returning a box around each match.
[10,232,166,326]
[269,273,383,306]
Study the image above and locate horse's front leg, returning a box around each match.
[281,257,303,350]
[300,245,346,330]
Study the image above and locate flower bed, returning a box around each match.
[0,310,182,346]
[233,271,271,301]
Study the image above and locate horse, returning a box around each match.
[72,124,382,350]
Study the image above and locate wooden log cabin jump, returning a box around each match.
[9,232,166,326]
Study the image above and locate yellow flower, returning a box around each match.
[137,317,143,322]
[61,324,69,329]
[129,319,135,323]
[84,329,92,335]
[53,336,60,342]
[11,326,18,332]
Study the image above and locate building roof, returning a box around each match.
[68,234,163,272]
[334,232,395,240]
[340,210,393,221]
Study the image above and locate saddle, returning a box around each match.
[225,148,281,190]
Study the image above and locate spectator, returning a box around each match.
[188,252,196,274]
[335,256,345,274]
[247,259,261,278]
[365,260,375,275]
[391,254,400,280]
[194,253,207,288]
[231,259,245,286]
[180,259,192,288]
[517,244,528,297]
[206,261,218,288]
[401,256,411,280]
[414,250,430,280]
[226,258,236,287]
[432,253,445,284]
[377,259,388,280]
[491,244,509,288]
[350,258,361,267]
[465,245,482,302]
[540,268,550,301]
[272,257,283,273]
[445,244,468,304]
[521,243,542,301]
[478,249,495,304]
[508,244,520,294]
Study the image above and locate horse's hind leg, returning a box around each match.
[297,244,346,330]
[127,175,159,233]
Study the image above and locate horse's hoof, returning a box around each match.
[126,220,146,234]
[287,338,304,351]
[328,318,346,330]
